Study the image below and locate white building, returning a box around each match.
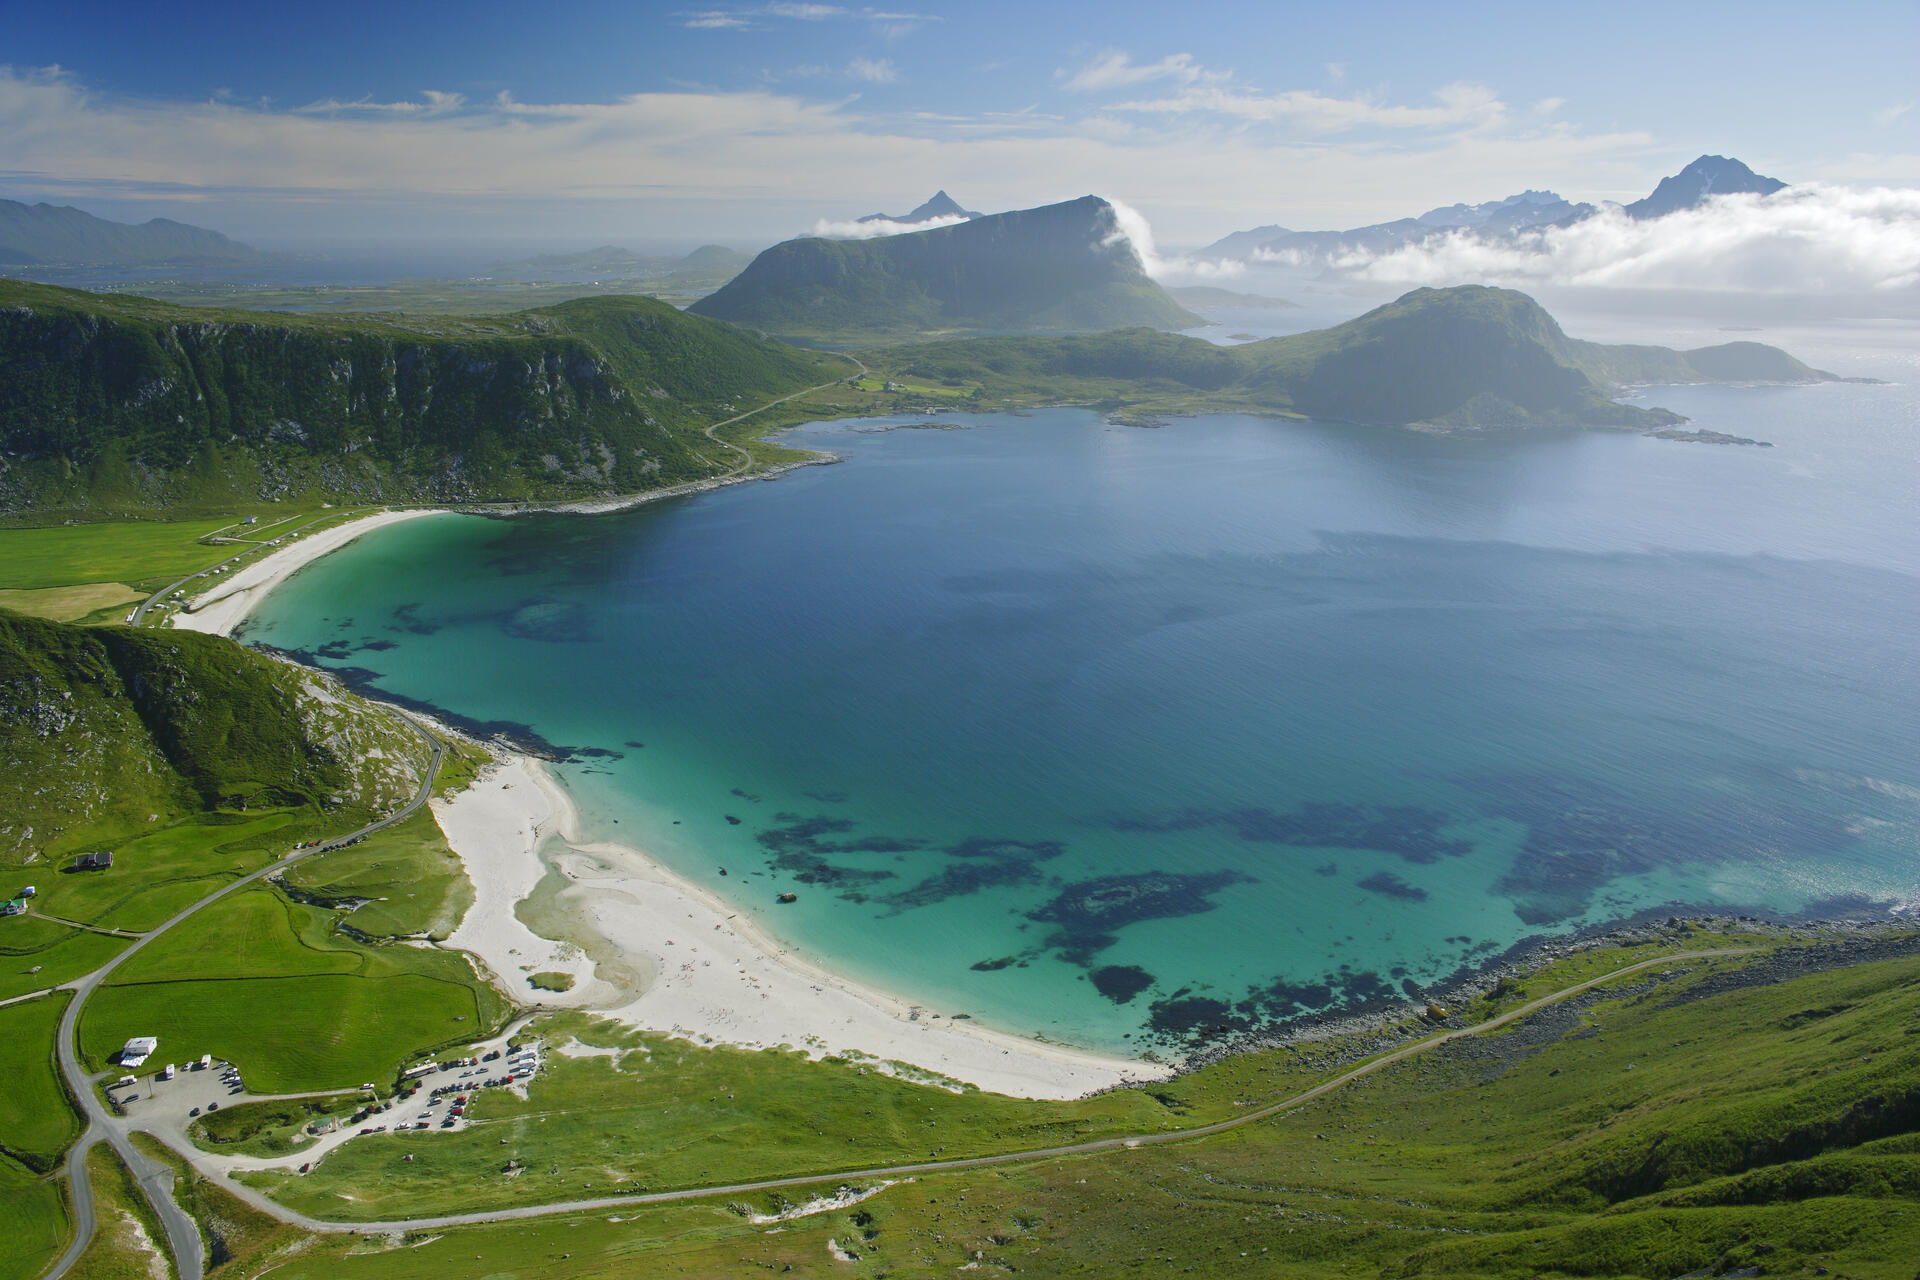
[119,1036,158,1067]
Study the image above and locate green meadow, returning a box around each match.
[223,938,1920,1280]
[0,992,79,1173]
[81,880,507,1094]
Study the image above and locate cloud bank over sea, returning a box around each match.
[1310,185,1920,294]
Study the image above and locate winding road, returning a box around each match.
[42,717,446,1280]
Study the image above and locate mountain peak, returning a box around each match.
[692,193,1195,339]
[1625,155,1785,220]
[859,190,985,224]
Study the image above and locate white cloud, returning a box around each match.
[684,10,750,28]
[0,65,1687,249]
[811,212,968,237]
[1110,80,1507,134]
[766,2,845,16]
[293,90,466,116]
[846,57,897,84]
[1873,101,1913,128]
[1060,51,1221,94]
[1103,198,1245,282]
[1337,185,1920,293]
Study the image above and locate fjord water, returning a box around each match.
[243,369,1920,1054]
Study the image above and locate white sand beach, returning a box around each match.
[172,509,443,637]
[434,755,1174,1100]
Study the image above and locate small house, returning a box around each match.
[0,898,25,918]
[73,851,114,871]
[120,1036,158,1068]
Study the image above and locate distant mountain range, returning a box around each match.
[1199,155,1787,266]
[858,190,983,225]
[691,195,1200,339]
[0,200,272,268]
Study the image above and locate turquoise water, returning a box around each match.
[241,374,1920,1054]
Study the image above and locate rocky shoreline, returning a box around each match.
[1176,913,1920,1084]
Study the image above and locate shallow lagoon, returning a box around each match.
[245,377,1920,1054]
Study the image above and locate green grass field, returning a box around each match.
[241,1010,1178,1220]
[0,516,241,588]
[82,884,507,1093]
[0,1151,71,1280]
[232,938,1920,1280]
[281,806,474,939]
[0,993,80,1173]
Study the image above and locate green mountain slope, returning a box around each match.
[0,609,426,857]
[689,195,1201,339]
[0,280,838,516]
[880,285,1834,430]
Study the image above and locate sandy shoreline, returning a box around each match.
[172,502,1169,1099]
[172,508,445,636]
[434,755,1172,1099]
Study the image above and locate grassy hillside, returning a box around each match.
[875,286,1833,431]
[200,928,1920,1280]
[0,279,846,517]
[689,196,1200,340]
[0,608,425,860]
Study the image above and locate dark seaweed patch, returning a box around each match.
[359,638,397,652]
[623,740,646,749]
[804,790,851,804]
[1473,772,1858,924]
[1112,802,1470,864]
[753,815,916,900]
[1090,965,1155,1005]
[1146,966,1401,1043]
[389,603,440,635]
[1357,871,1427,901]
[1030,869,1253,966]
[881,838,1066,914]
[574,747,624,760]
[314,639,356,660]
[970,956,1019,972]
[1148,995,1249,1038]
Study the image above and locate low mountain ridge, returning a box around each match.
[0,200,271,268]
[690,195,1201,339]
[876,285,1835,431]
[0,279,836,515]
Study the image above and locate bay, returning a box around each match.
[241,373,1920,1054]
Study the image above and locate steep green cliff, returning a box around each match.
[0,281,836,515]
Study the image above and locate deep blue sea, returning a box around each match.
[241,332,1920,1055]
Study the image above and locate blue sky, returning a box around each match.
[3,0,1916,249]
